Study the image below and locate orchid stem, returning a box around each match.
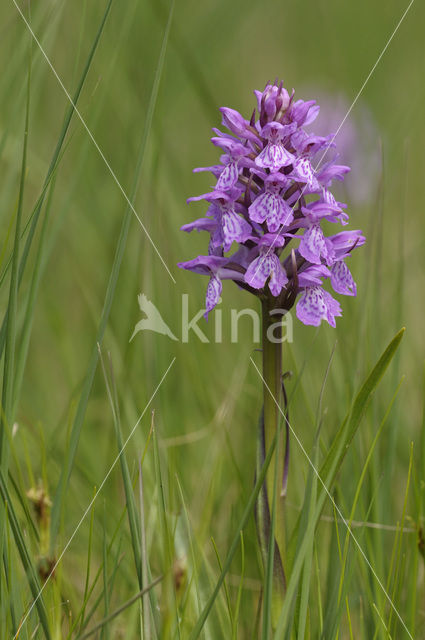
[256,296,287,626]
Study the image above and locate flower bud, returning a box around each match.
[260,83,290,127]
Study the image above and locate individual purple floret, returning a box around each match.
[178,80,365,327]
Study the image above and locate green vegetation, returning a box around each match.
[0,0,424,638]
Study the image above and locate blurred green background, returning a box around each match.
[0,0,424,637]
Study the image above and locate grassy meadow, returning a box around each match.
[0,0,424,638]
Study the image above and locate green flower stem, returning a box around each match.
[259,296,286,622]
[262,296,283,475]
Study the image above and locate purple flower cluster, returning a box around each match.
[178,81,365,327]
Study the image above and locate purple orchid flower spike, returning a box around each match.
[179,79,364,329]
[178,80,366,613]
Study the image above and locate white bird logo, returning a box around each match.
[130,294,178,342]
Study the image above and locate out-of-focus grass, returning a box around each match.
[0,0,424,638]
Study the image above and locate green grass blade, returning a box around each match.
[0,201,18,275]
[101,506,110,640]
[0,139,69,299]
[314,544,323,636]
[0,470,51,639]
[78,488,96,634]
[0,30,31,472]
[77,576,163,640]
[387,443,413,638]
[4,506,17,635]
[320,328,405,485]
[211,536,233,632]
[12,178,56,414]
[232,532,245,640]
[139,464,154,640]
[98,349,142,587]
[175,474,209,636]
[420,361,425,522]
